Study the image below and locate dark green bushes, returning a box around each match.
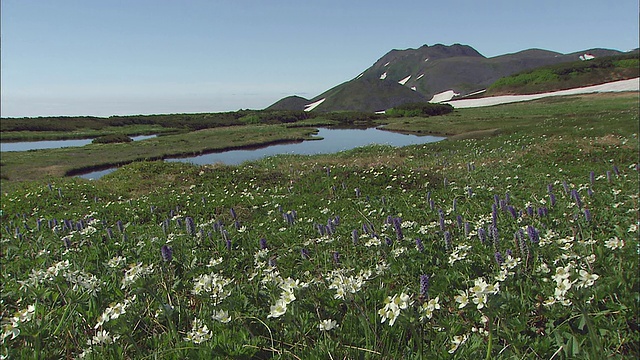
[92,134,133,144]
[386,102,454,117]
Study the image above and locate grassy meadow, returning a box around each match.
[1,92,638,359]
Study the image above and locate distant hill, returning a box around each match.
[267,43,634,112]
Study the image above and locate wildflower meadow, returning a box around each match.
[1,95,638,359]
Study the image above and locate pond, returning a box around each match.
[77,128,443,180]
[0,135,157,152]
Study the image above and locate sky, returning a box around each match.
[1,0,638,118]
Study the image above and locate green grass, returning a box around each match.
[0,125,177,141]
[486,54,639,95]
[1,92,638,359]
[0,125,319,181]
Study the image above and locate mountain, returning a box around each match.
[266,43,629,112]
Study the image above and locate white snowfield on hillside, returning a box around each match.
[444,78,639,109]
[304,98,326,112]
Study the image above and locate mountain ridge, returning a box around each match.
[267,43,633,112]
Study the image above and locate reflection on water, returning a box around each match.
[0,135,157,152]
[75,128,443,179]
[166,128,441,165]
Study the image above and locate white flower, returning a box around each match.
[267,298,288,318]
[212,310,231,323]
[87,330,119,346]
[448,334,469,353]
[318,319,339,331]
[604,236,625,250]
[420,296,440,321]
[184,318,212,344]
[576,269,599,288]
[454,290,469,309]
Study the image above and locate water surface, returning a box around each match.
[75,128,443,179]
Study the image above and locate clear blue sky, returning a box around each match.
[2,0,638,117]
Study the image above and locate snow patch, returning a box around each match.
[398,75,411,85]
[356,72,364,79]
[579,53,595,61]
[416,74,424,80]
[429,90,460,103]
[380,72,387,80]
[445,78,639,109]
[410,86,417,91]
[424,58,429,62]
[304,98,326,112]
[384,62,390,67]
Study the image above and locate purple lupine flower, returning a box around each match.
[467,187,473,197]
[185,217,196,236]
[393,218,403,240]
[301,248,310,259]
[547,184,553,194]
[549,193,556,207]
[63,236,71,249]
[419,274,429,298]
[494,251,504,265]
[583,209,592,222]
[444,231,452,249]
[415,238,424,252]
[492,204,498,226]
[505,192,511,204]
[332,251,340,264]
[506,205,518,220]
[613,165,620,176]
[259,238,268,250]
[518,230,529,258]
[526,206,534,217]
[478,228,487,243]
[494,194,500,206]
[438,210,445,231]
[362,223,370,234]
[499,200,507,211]
[325,224,334,236]
[225,238,232,250]
[570,189,582,209]
[464,222,471,237]
[116,220,124,233]
[352,229,359,245]
[562,181,569,193]
[161,245,173,262]
[606,171,612,183]
[505,249,512,257]
[587,188,594,197]
[230,207,237,220]
[489,225,499,247]
[589,171,595,185]
[234,221,242,230]
[316,223,325,236]
[526,225,539,243]
[456,215,463,228]
[106,228,114,240]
